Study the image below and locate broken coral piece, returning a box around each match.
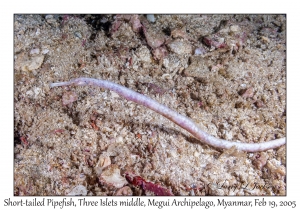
[114,186,133,196]
[100,165,128,188]
[95,155,111,176]
[125,172,174,196]
[67,185,87,196]
[62,91,78,106]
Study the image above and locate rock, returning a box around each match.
[130,15,142,33]
[136,46,152,63]
[167,39,192,55]
[15,52,44,72]
[203,34,227,49]
[152,46,168,60]
[183,57,210,78]
[144,27,165,49]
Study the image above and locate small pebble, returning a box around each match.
[230,25,240,33]
[45,15,56,24]
[146,14,156,23]
[67,185,87,196]
[62,91,78,106]
[114,186,133,196]
[42,49,49,54]
[194,151,200,157]
[35,28,40,35]
[74,31,82,39]
[194,47,206,55]
[30,48,40,55]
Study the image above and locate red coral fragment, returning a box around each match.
[130,15,142,33]
[152,46,168,61]
[20,136,28,146]
[52,129,65,134]
[110,15,123,35]
[203,35,227,49]
[125,172,174,196]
